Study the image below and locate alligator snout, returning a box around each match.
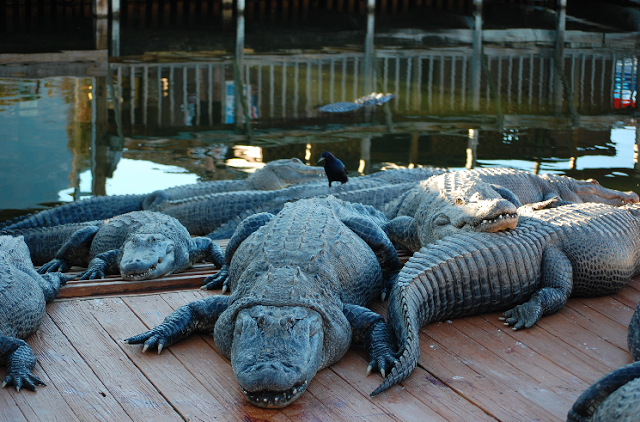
[120,234,176,281]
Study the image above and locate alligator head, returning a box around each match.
[543,174,640,206]
[248,158,326,190]
[119,233,181,280]
[231,304,324,408]
[413,177,519,247]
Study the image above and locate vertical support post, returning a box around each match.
[94,0,108,16]
[94,18,108,49]
[359,138,371,174]
[235,0,246,129]
[470,0,482,111]
[466,128,478,169]
[111,15,121,57]
[363,0,376,98]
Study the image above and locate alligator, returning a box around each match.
[125,196,401,408]
[19,211,225,281]
[0,158,326,232]
[318,93,396,113]
[372,202,640,396]
[384,168,639,252]
[152,166,448,235]
[0,235,69,391]
[567,302,640,422]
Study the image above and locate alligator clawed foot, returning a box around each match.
[500,304,541,330]
[3,372,45,392]
[201,265,230,291]
[124,331,168,354]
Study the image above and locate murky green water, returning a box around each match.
[1,1,639,222]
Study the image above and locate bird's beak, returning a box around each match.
[316,157,325,164]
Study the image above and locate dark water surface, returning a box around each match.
[1,0,639,222]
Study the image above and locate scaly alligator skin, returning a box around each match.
[0,158,325,231]
[567,302,640,422]
[373,203,640,396]
[384,168,639,252]
[0,236,69,391]
[32,211,225,280]
[125,196,401,408]
[154,167,448,235]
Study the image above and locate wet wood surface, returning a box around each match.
[2,244,638,421]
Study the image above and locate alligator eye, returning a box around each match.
[281,317,296,330]
[256,316,265,328]
[434,215,450,227]
[454,197,466,205]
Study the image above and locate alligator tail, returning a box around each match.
[370,275,422,396]
[1,195,145,231]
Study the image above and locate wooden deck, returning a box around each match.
[2,246,639,422]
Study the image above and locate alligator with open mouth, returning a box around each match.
[9,211,225,281]
[384,168,639,252]
[373,202,640,397]
[125,196,401,408]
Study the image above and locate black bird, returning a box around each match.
[317,151,348,188]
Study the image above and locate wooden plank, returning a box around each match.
[564,301,629,350]
[79,297,241,422]
[0,388,28,422]
[460,316,589,406]
[482,310,621,383]
[26,312,134,421]
[535,307,632,372]
[417,318,564,421]
[123,292,292,422]
[46,300,182,421]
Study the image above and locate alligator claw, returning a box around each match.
[201,265,230,291]
[366,321,398,379]
[37,259,71,274]
[77,269,105,280]
[3,372,45,392]
[500,303,541,330]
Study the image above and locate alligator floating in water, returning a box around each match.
[372,202,640,396]
[125,196,401,408]
[14,211,225,281]
[0,158,326,231]
[318,93,396,113]
[567,301,640,422]
[384,168,639,252]
[0,236,69,391]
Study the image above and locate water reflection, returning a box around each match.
[1,0,639,222]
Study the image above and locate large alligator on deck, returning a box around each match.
[384,168,639,252]
[567,300,640,421]
[373,202,640,396]
[0,236,69,391]
[12,211,225,280]
[0,158,326,231]
[125,196,401,408]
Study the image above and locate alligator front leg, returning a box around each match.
[384,216,421,253]
[201,212,274,291]
[500,245,573,330]
[342,304,398,379]
[77,249,121,280]
[125,295,230,353]
[0,336,44,391]
[37,226,100,274]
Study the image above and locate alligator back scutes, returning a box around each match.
[399,226,552,325]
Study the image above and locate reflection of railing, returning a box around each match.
[111,47,639,128]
